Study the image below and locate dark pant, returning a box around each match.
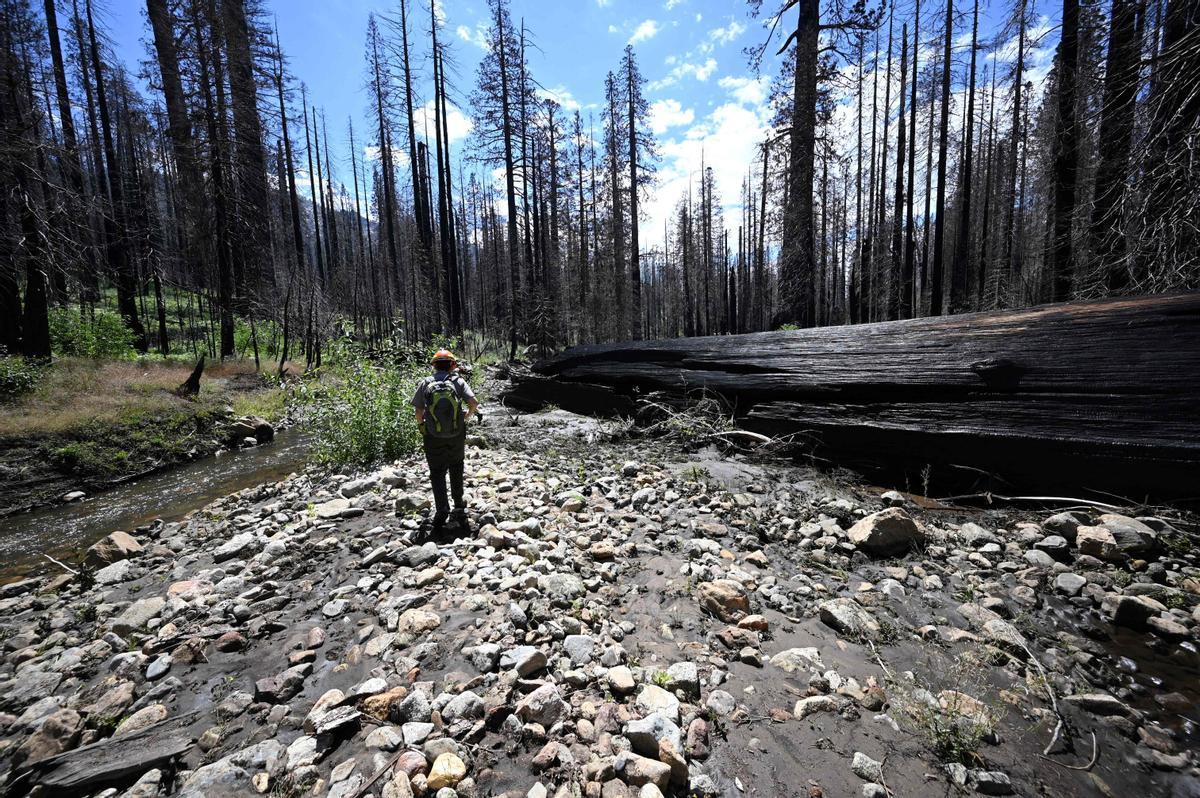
[424,435,466,521]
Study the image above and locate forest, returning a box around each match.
[0,0,1197,370]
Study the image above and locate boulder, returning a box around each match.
[615,752,671,791]
[516,684,569,728]
[1076,526,1121,562]
[1097,514,1159,556]
[426,753,466,790]
[14,709,82,767]
[769,648,825,674]
[111,597,166,637]
[229,416,274,444]
[1042,511,1091,543]
[624,713,682,757]
[847,509,925,556]
[1112,595,1166,630]
[85,531,142,567]
[696,580,750,621]
[818,598,880,640]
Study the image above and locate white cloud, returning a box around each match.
[456,23,489,51]
[539,85,582,111]
[642,101,773,246]
[664,0,685,8]
[413,100,473,145]
[648,57,718,91]
[596,0,612,6]
[648,98,695,134]
[629,19,660,44]
[708,19,745,45]
[718,75,769,106]
[608,23,619,34]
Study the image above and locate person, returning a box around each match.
[412,349,479,532]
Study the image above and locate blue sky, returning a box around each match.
[95,0,776,241]
[95,0,1057,246]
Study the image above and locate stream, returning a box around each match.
[0,429,313,580]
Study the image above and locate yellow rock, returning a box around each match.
[426,753,466,790]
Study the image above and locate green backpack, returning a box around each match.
[423,376,464,438]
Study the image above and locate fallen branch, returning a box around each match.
[867,639,894,681]
[42,554,78,575]
[932,494,1128,512]
[1038,731,1099,771]
[1019,642,1065,758]
[347,748,406,798]
[702,429,773,446]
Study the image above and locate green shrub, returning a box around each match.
[49,308,134,358]
[304,351,423,467]
[0,355,42,401]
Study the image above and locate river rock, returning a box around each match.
[851,751,883,782]
[14,708,82,766]
[635,685,681,723]
[663,662,700,697]
[94,559,135,585]
[1112,595,1166,630]
[1054,573,1087,597]
[794,695,838,720]
[112,597,166,636]
[538,573,586,604]
[85,530,143,567]
[114,703,168,737]
[608,666,636,695]
[615,752,671,790]
[1,671,62,712]
[395,609,441,642]
[818,598,880,640]
[426,753,466,790]
[697,580,750,621]
[516,684,568,728]
[213,531,259,563]
[1042,511,1091,542]
[847,508,925,556]
[441,690,484,723]
[1076,526,1121,562]
[500,645,547,676]
[254,665,310,703]
[769,647,824,673]
[1097,514,1159,556]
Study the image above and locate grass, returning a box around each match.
[232,386,288,420]
[0,356,294,503]
[0,357,271,437]
[895,656,1003,767]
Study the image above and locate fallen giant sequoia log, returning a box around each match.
[506,294,1200,500]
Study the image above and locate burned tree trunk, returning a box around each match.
[176,354,205,396]
[508,294,1200,500]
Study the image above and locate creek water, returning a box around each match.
[0,429,313,580]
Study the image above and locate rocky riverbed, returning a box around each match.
[1,406,1198,797]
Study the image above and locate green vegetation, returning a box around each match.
[302,339,482,468]
[0,354,44,401]
[232,386,288,420]
[48,307,136,359]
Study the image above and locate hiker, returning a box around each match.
[412,349,479,531]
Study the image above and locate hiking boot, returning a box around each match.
[450,508,468,525]
[430,511,448,530]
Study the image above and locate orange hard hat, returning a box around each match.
[432,349,456,364]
